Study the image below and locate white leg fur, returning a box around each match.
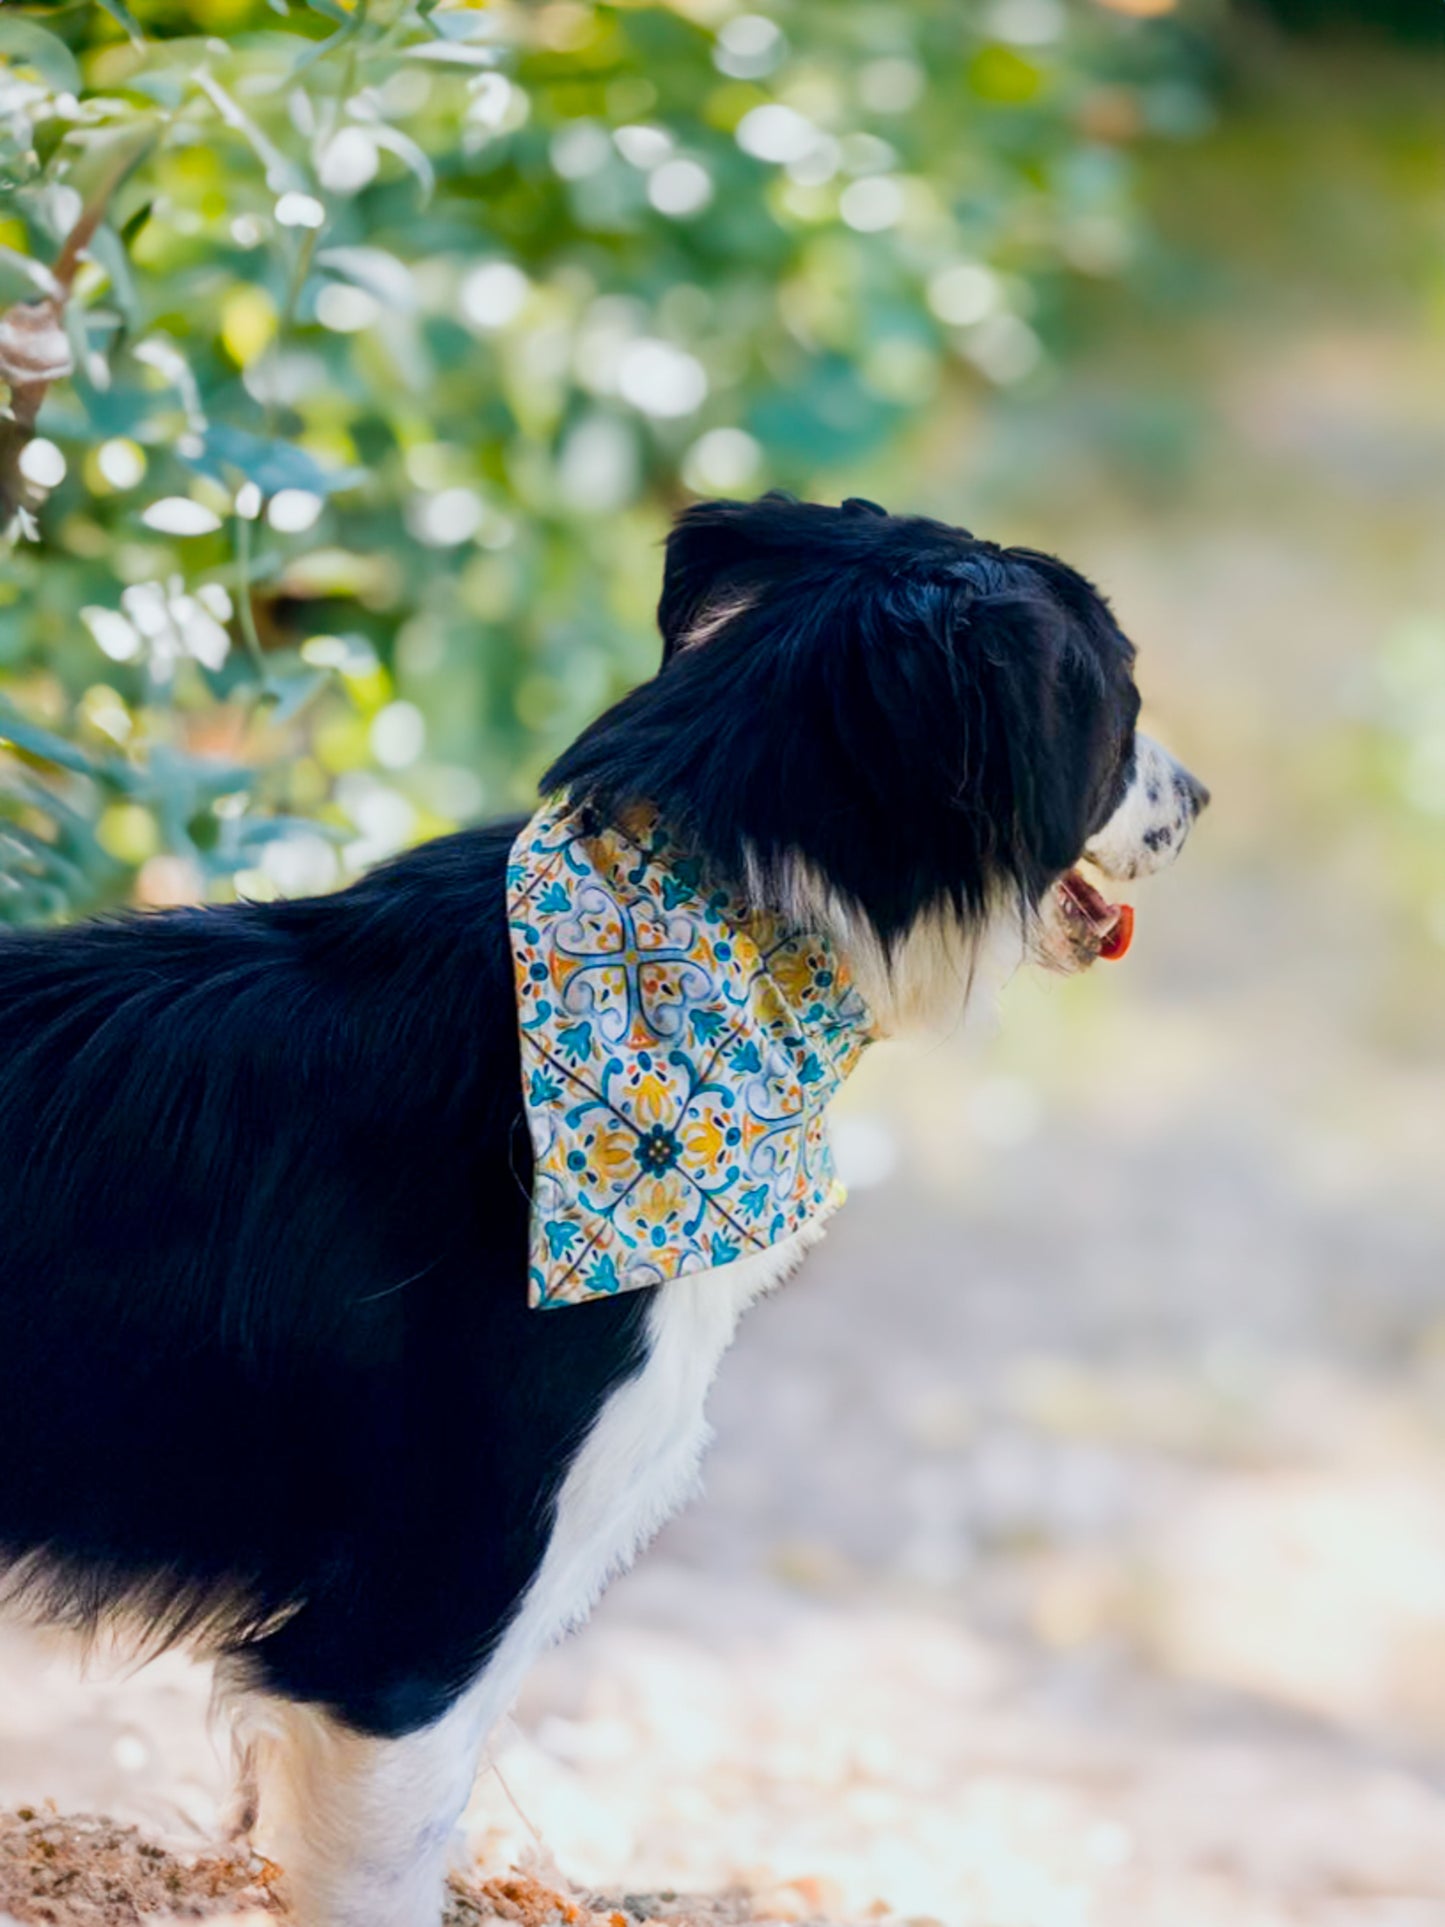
[224,1682,487,1927]
[221,1231,813,1927]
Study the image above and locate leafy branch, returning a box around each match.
[0,130,152,532]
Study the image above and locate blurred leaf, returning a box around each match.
[192,423,361,495]
[263,666,331,723]
[94,0,147,47]
[61,121,159,208]
[85,225,140,326]
[124,71,190,109]
[234,812,345,849]
[316,244,415,309]
[0,246,60,304]
[0,17,81,93]
[0,706,105,783]
[366,126,435,204]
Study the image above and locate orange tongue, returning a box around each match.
[1098,902,1134,961]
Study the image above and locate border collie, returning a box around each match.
[0,495,1206,1925]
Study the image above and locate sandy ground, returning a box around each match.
[0,1808,767,1927]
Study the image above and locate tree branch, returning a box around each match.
[0,142,151,532]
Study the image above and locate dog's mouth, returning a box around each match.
[1056,867,1134,962]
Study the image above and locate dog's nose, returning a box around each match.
[1178,766,1210,817]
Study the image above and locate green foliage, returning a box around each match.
[1248,0,1445,40]
[0,0,1198,921]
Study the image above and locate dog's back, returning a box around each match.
[0,818,650,1730]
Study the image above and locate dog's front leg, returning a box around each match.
[227,1682,490,1927]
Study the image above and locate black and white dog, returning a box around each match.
[0,495,1206,1925]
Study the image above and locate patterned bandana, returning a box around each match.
[508,798,873,1309]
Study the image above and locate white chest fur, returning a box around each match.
[438,1223,827,1780]
[494,1219,824,1686]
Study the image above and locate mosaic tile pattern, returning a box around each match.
[508,799,872,1308]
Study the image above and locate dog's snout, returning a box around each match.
[1085,733,1206,882]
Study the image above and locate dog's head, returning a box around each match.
[545,493,1206,1033]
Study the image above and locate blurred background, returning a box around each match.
[3,1,1445,1922]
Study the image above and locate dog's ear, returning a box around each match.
[657,493,797,658]
[963,564,1130,891]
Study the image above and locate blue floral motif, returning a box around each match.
[545,1219,580,1259]
[557,1021,593,1063]
[509,797,872,1309]
[688,1008,727,1045]
[738,1183,770,1222]
[587,1251,622,1295]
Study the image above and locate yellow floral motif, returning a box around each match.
[508,798,873,1309]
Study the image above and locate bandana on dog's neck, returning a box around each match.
[508,798,872,1309]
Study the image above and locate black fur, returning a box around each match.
[0,496,1140,1741]
[553,493,1140,943]
[0,821,652,1736]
